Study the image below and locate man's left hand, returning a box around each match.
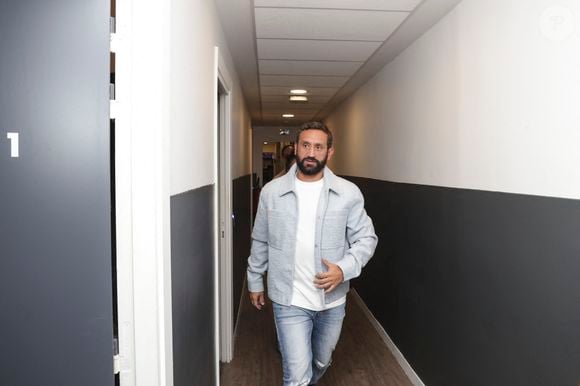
[314,258,344,293]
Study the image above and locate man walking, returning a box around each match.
[247,121,378,386]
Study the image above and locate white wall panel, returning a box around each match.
[326,0,580,199]
[170,0,252,194]
[255,8,408,41]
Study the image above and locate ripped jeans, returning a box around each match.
[273,302,346,386]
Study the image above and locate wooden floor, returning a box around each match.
[221,291,413,386]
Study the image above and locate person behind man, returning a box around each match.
[247,121,378,385]
[274,144,296,179]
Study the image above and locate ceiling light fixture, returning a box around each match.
[290,89,307,95]
[282,114,295,118]
[289,95,308,103]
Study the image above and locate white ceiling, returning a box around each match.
[253,0,423,11]
[215,0,463,126]
[254,8,409,41]
[261,86,338,96]
[258,60,362,76]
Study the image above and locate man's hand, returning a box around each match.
[249,291,266,310]
[314,258,344,293]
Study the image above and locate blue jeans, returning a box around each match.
[273,302,346,386]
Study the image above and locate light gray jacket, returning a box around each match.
[247,164,378,305]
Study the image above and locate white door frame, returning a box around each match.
[113,0,174,385]
[214,47,235,365]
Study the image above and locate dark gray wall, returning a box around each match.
[233,174,252,327]
[347,176,580,386]
[171,185,215,386]
[0,1,114,385]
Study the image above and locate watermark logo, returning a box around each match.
[540,5,576,41]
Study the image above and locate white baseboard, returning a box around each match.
[350,289,425,386]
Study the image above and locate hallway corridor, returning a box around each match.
[3,0,580,385]
[221,290,412,386]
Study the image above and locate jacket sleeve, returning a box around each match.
[246,190,269,292]
[336,188,378,282]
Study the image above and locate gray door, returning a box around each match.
[0,1,114,385]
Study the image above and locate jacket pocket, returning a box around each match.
[268,210,292,249]
[321,210,348,248]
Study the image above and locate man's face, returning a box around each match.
[295,129,334,176]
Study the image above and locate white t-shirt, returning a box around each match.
[291,176,346,311]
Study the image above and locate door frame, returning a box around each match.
[214,47,235,365]
[113,0,174,385]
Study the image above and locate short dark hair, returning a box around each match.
[296,121,333,149]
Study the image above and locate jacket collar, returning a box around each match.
[278,163,341,196]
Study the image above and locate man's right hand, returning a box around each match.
[249,291,266,310]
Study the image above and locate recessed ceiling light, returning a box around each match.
[290,89,307,95]
[263,141,268,145]
[289,95,308,103]
[282,114,295,118]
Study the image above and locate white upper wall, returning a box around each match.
[325,0,580,200]
[170,0,251,195]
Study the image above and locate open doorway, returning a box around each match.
[251,127,298,220]
[261,140,295,185]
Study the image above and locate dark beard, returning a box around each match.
[296,154,327,175]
